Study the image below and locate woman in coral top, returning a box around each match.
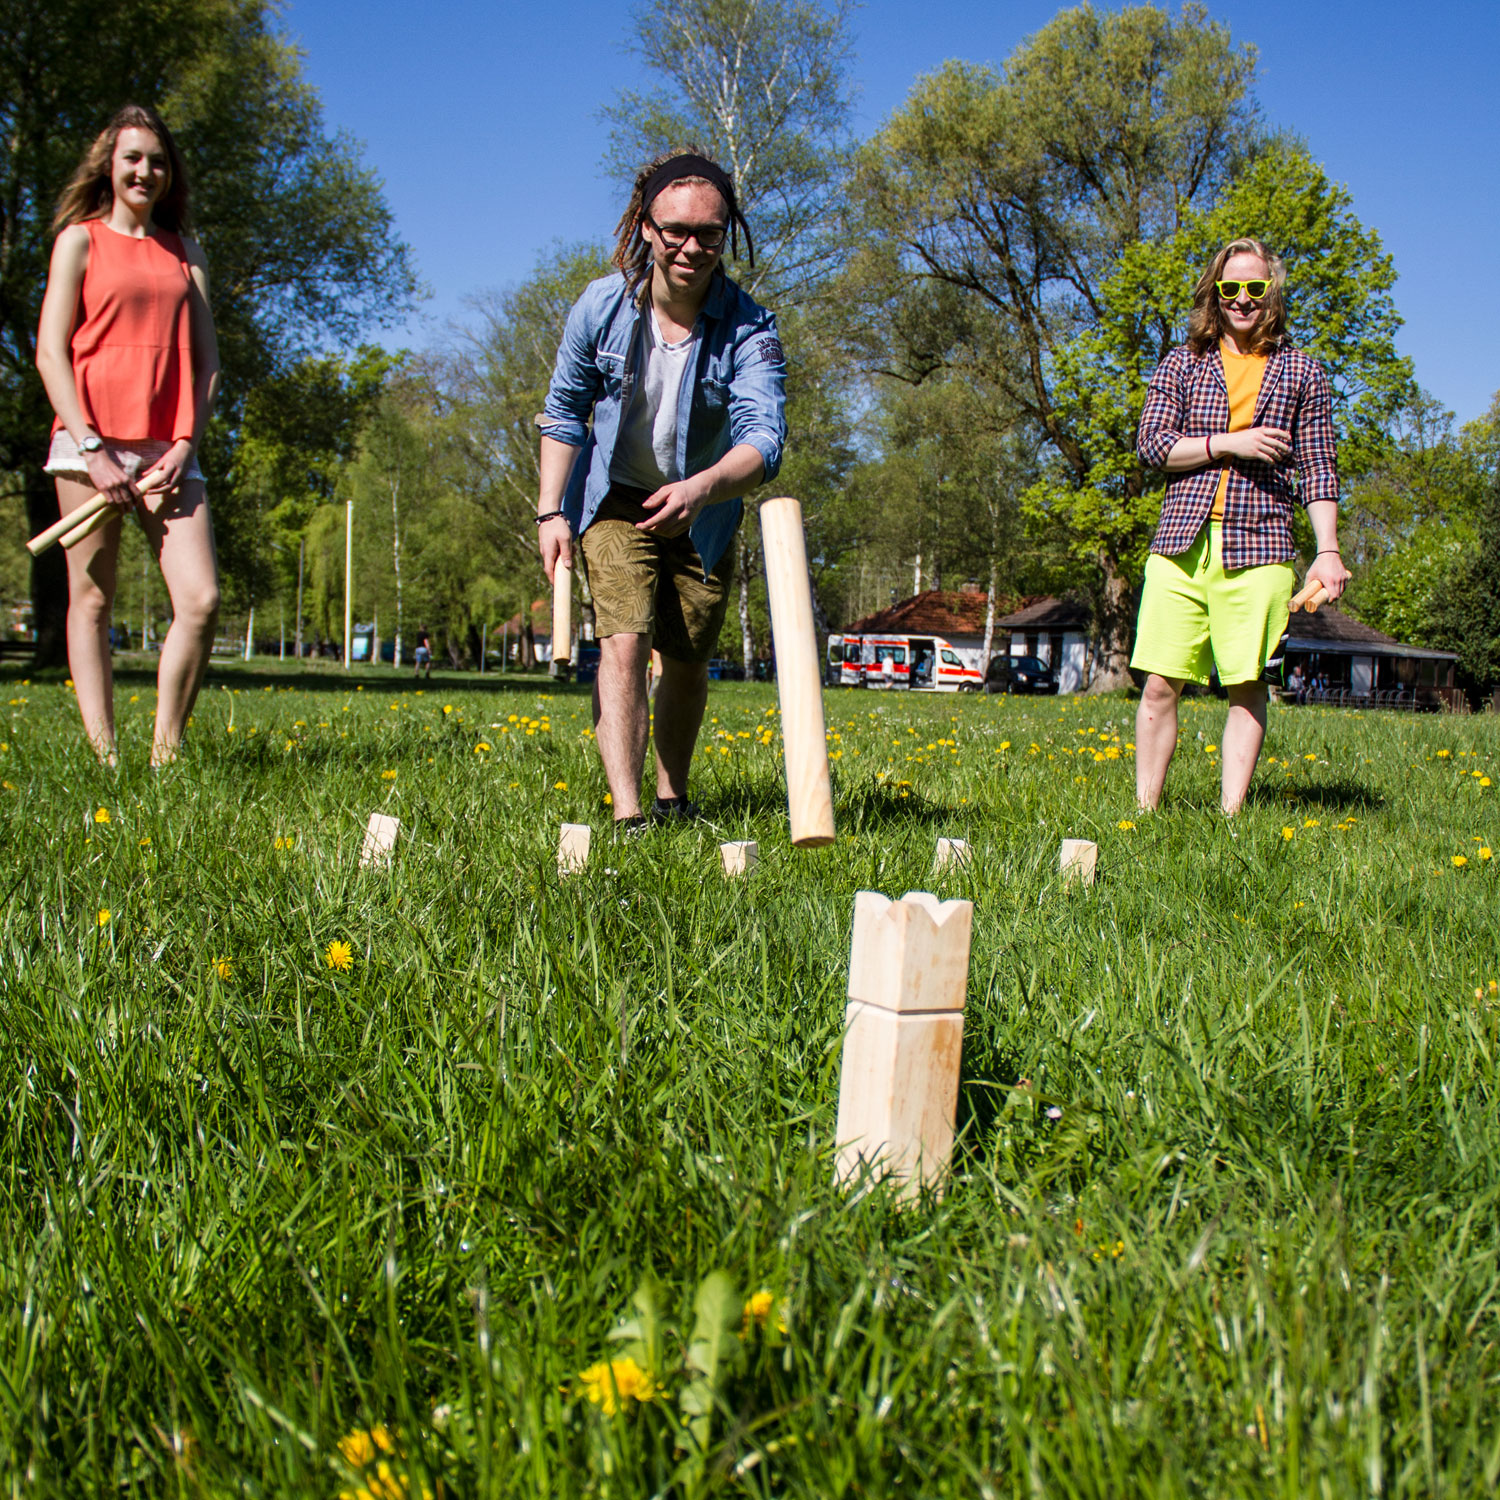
[36,104,220,765]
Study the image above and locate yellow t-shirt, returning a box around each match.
[1210,342,1268,521]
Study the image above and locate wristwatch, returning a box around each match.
[79,435,104,454]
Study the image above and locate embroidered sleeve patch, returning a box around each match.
[754,336,785,367]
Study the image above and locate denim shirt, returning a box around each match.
[539,270,787,575]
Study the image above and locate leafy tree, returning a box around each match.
[603,0,858,306]
[0,0,416,664]
[1429,474,1500,694]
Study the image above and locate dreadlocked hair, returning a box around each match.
[611,147,754,294]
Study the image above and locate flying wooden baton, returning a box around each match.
[552,559,573,668]
[1288,580,1329,614]
[760,496,836,848]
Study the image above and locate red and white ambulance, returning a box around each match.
[829,633,983,692]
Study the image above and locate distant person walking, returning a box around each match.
[413,632,432,679]
[1131,237,1348,814]
[35,104,220,766]
[536,150,786,829]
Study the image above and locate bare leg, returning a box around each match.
[1220,682,1268,815]
[1135,673,1185,810]
[57,476,123,763]
[652,655,710,800]
[593,632,651,819]
[138,481,219,764]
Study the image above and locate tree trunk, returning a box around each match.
[981,556,998,665]
[738,542,755,678]
[912,547,921,596]
[521,620,535,670]
[25,470,68,669]
[389,474,404,669]
[1089,554,1135,691]
[295,538,305,658]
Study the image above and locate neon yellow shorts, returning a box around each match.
[1130,524,1294,687]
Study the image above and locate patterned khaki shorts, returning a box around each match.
[580,487,736,663]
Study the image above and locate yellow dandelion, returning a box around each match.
[1204,743,1218,754]
[1482,778,1492,788]
[1281,827,1295,841]
[553,780,567,790]
[94,807,111,824]
[381,770,397,781]
[1452,855,1469,868]
[1304,753,1316,761]
[212,957,233,981]
[1481,847,1493,861]
[326,940,354,972]
[1116,819,1135,831]
[1303,818,1320,828]
[1437,749,1451,758]
[2,782,14,791]
[474,742,492,753]
[97,908,111,926]
[999,740,1011,750]
[603,792,613,805]
[139,837,151,847]
[577,1356,657,1415]
[442,705,453,715]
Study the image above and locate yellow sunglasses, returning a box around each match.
[1216,278,1273,301]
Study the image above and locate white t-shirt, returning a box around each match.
[610,305,697,491]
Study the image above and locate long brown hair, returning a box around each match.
[1186,237,1286,355]
[53,105,191,235]
[611,147,751,293]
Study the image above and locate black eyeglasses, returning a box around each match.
[645,213,728,252]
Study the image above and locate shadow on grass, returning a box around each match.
[1247,776,1388,813]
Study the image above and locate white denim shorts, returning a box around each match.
[44,431,205,484]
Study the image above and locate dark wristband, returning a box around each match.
[1315,549,1341,557]
[534,510,565,526]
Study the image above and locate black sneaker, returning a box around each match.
[613,814,651,838]
[651,795,701,824]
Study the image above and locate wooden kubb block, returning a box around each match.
[933,837,971,873]
[1059,838,1098,887]
[835,891,973,1197]
[359,813,400,870]
[558,822,591,877]
[720,840,757,877]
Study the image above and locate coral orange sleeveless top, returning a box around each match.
[59,219,196,442]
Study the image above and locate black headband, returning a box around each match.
[638,153,754,269]
[643,153,735,213]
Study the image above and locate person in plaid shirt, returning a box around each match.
[1131,237,1350,814]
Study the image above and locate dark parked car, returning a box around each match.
[984,654,1058,695]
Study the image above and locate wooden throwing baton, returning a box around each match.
[1288,580,1329,614]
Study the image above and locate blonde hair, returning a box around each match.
[1187,237,1286,355]
[53,104,191,235]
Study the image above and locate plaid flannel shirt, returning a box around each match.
[1137,342,1339,570]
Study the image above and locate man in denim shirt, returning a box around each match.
[537,150,787,830]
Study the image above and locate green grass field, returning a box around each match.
[2,659,1497,1497]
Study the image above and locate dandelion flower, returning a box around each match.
[97,908,111,926]
[94,807,111,824]
[577,1356,657,1415]
[474,742,491,753]
[743,1289,789,1334]
[1481,847,1493,861]
[443,705,453,715]
[381,770,397,781]
[336,1424,429,1500]
[274,835,295,850]
[603,792,613,806]
[1204,743,1218,754]
[554,780,568,790]
[212,957,233,980]
[1116,819,1135,831]
[326,940,354,972]
[1452,855,1469,868]
[1281,827,1295,841]
[1482,778,1492,789]
[139,837,151,847]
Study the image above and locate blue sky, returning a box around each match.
[283,0,1497,425]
